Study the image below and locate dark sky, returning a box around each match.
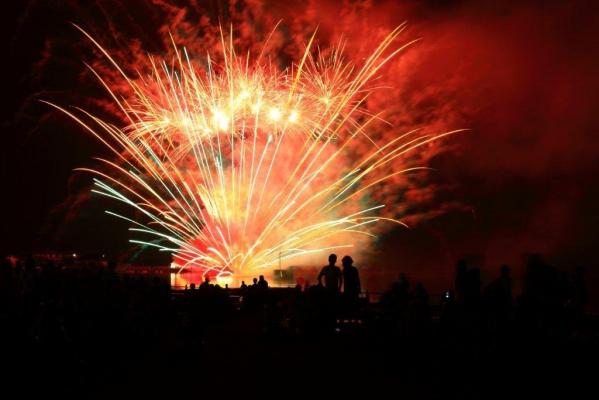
[2,0,599,296]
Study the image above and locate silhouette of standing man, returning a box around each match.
[318,254,342,293]
[342,256,361,301]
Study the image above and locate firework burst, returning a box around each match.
[46,23,461,280]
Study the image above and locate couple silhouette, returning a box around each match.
[318,254,361,300]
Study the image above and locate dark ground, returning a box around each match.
[2,256,597,399]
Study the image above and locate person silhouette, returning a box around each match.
[341,256,361,316]
[342,256,360,300]
[200,276,211,290]
[455,259,468,304]
[318,254,342,293]
[572,266,587,312]
[258,275,269,290]
[496,265,513,307]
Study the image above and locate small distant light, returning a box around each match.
[320,96,330,105]
[181,116,192,127]
[212,109,229,131]
[267,107,282,122]
[72,253,77,258]
[238,90,250,100]
[288,110,299,123]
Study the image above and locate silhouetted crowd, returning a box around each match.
[0,253,596,398]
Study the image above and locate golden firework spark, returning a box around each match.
[46,24,462,280]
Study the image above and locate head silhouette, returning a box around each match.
[342,256,353,268]
[328,254,337,265]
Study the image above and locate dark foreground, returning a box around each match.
[1,257,597,399]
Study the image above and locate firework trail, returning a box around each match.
[46,23,461,281]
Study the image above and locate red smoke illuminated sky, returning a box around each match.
[2,0,599,292]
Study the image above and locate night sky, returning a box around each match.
[2,1,599,298]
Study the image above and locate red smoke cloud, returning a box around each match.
[3,1,599,299]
